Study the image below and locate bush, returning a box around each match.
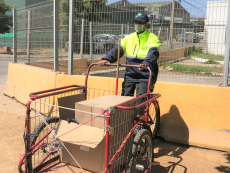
[205,59,218,64]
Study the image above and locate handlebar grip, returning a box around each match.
[67,118,80,125]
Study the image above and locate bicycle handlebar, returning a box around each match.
[84,63,152,93]
[29,63,153,100]
[29,85,85,100]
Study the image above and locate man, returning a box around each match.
[98,12,161,105]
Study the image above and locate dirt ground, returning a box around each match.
[0,84,230,173]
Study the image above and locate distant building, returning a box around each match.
[107,0,145,11]
[204,1,228,55]
[104,0,190,25]
[134,1,190,23]
[105,0,145,24]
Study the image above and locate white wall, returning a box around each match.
[205,1,228,55]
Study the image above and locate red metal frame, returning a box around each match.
[85,63,152,93]
[104,111,111,173]
[19,63,160,173]
[108,123,139,167]
[29,85,86,100]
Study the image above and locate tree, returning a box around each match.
[0,0,16,34]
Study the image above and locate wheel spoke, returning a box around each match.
[127,131,152,173]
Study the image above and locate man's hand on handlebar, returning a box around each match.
[138,64,148,71]
[98,60,110,66]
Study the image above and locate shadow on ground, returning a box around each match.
[152,105,189,173]
[216,153,230,173]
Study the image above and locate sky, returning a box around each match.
[107,0,209,17]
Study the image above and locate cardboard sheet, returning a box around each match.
[58,94,85,120]
[57,120,105,148]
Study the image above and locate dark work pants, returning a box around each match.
[121,81,154,115]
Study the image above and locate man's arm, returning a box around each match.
[98,37,127,66]
[141,35,161,70]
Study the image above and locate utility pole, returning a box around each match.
[170,0,175,49]
[27,10,31,63]
[68,0,74,75]
[223,0,230,86]
[13,8,17,63]
[54,0,59,71]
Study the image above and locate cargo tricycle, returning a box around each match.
[18,63,161,173]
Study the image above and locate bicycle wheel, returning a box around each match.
[125,129,153,173]
[21,116,60,172]
[148,100,160,140]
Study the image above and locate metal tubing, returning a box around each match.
[121,24,124,38]
[154,100,159,109]
[29,85,83,96]
[151,22,153,33]
[26,100,32,170]
[68,0,74,74]
[192,28,194,47]
[26,101,31,151]
[223,0,230,86]
[167,28,169,50]
[29,86,86,100]
[108,123,139,166]
[90,21,92,60]
[115,39,121,95]
[116,93,161,110]
[85,63,152,93]
[30,126,55,149]
[27,10,31,63]
[170,0,175,49]
[18,154,27,172]
[35,152,52,168]
[13,8,17,63]
[104,112,110,172]
[80,18,84,59]
[127,22,129,35]
[54,0,59,71]
[181,28,183,47]
[184,28,186,46]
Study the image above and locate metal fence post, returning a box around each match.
[151,22,153,33]
[27,10,31,63]
[223,0,230,86]
[80,18,84,59]
[170,0,175,49]
[68,0,74,75]
[13,8,17,63]
[54,0,58,71]
[127,22,129,35]
[184,28,186,47]
[181,28,183,47]
[90,21,92,60]
[121,24,124,38]
[167,28,169,50]
[192,27,194,47]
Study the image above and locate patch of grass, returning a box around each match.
[186,46,224,61]
[195,46,203,52]
[186,51,201,59]
[163,62,223,74]
[196,54,224,61]
[186,46,203,59]
[205,59,218,64]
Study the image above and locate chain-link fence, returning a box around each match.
[13,0,230,85]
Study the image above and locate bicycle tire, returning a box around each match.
[24,116,60,172]
[125,129,153,173]
[148,100,160,140]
